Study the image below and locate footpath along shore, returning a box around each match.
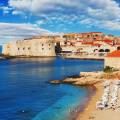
[62,54,104,60]
[51,70,120,120]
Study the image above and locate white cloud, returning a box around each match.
[98,21,120,30]
[12,10,23,15]
[80,18,120,31]
[36,20,45,25]
[80,18,93,25]
[0,22,54,45]
[0,6,12,14]
[8,0,120,18]
[9,0,31,11]
[9,0,81,12]
[8,0,120,31]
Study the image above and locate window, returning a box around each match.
[18,48,20,50]
[42,48,44,50]
[95,34,98,37]
[49,44,51,46]
[64,41,67,45]
[42,44,44,46]
[99,49,104,52]
[117,46,120,50]
[28,47,31,50]
[105,49,110,52]
[49,48,51,50]
[87,35,90,38]
[94,49,98,52]
[23,47,25,50]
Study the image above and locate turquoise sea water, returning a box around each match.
[0,57,104,120]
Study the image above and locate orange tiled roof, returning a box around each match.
[107,50,120,57]
[82,42,101,46]
[93,43,102,46]
[82,42,93,45]
[103,39,113,43]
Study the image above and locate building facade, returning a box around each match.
[63,32,104,43]
[60,32,120,58]
[105,50,120,69]
[2,36,56,57]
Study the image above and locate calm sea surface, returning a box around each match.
[0,46,2,53]
[0,57,104,120]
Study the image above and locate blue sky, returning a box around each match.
[0,0,120,44]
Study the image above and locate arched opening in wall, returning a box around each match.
[117,46,120,50]
[55,42,62,55]
[105,49,110,52]
[18,48,20,50]
[94,49,98,52]
[23,47,25,50]
[64,41,67,45]
[87,35,90,38]
[95,34,98,37]
[99,49,104,52]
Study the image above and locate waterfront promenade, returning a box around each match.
[62,54,104,60]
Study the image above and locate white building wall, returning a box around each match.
[105,57,120,69]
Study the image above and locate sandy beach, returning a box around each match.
[76,83,103,120]
[51,71,120,120]
[77,80,120,120]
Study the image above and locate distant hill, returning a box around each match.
[0,45,2,54]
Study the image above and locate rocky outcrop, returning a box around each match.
[50,71,120,86]
[63,77,103,86]
[102,71,120,79]
[80,71,103,78]
[50,80,62,84]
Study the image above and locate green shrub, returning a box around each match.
[103,66,119,73]
[104,66,114,73]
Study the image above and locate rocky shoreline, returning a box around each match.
[51,71,120,86]
[51,70,120,120]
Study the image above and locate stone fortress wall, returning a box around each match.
[2,36,56,57]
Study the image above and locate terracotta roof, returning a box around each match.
[107,50,120,57]
[93,43,102,46]
[82,42,93,45]
[103,39,113,43]
[82,42,101,46]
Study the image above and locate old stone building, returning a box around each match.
[63,32,104,42]
[2,36,56,57]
